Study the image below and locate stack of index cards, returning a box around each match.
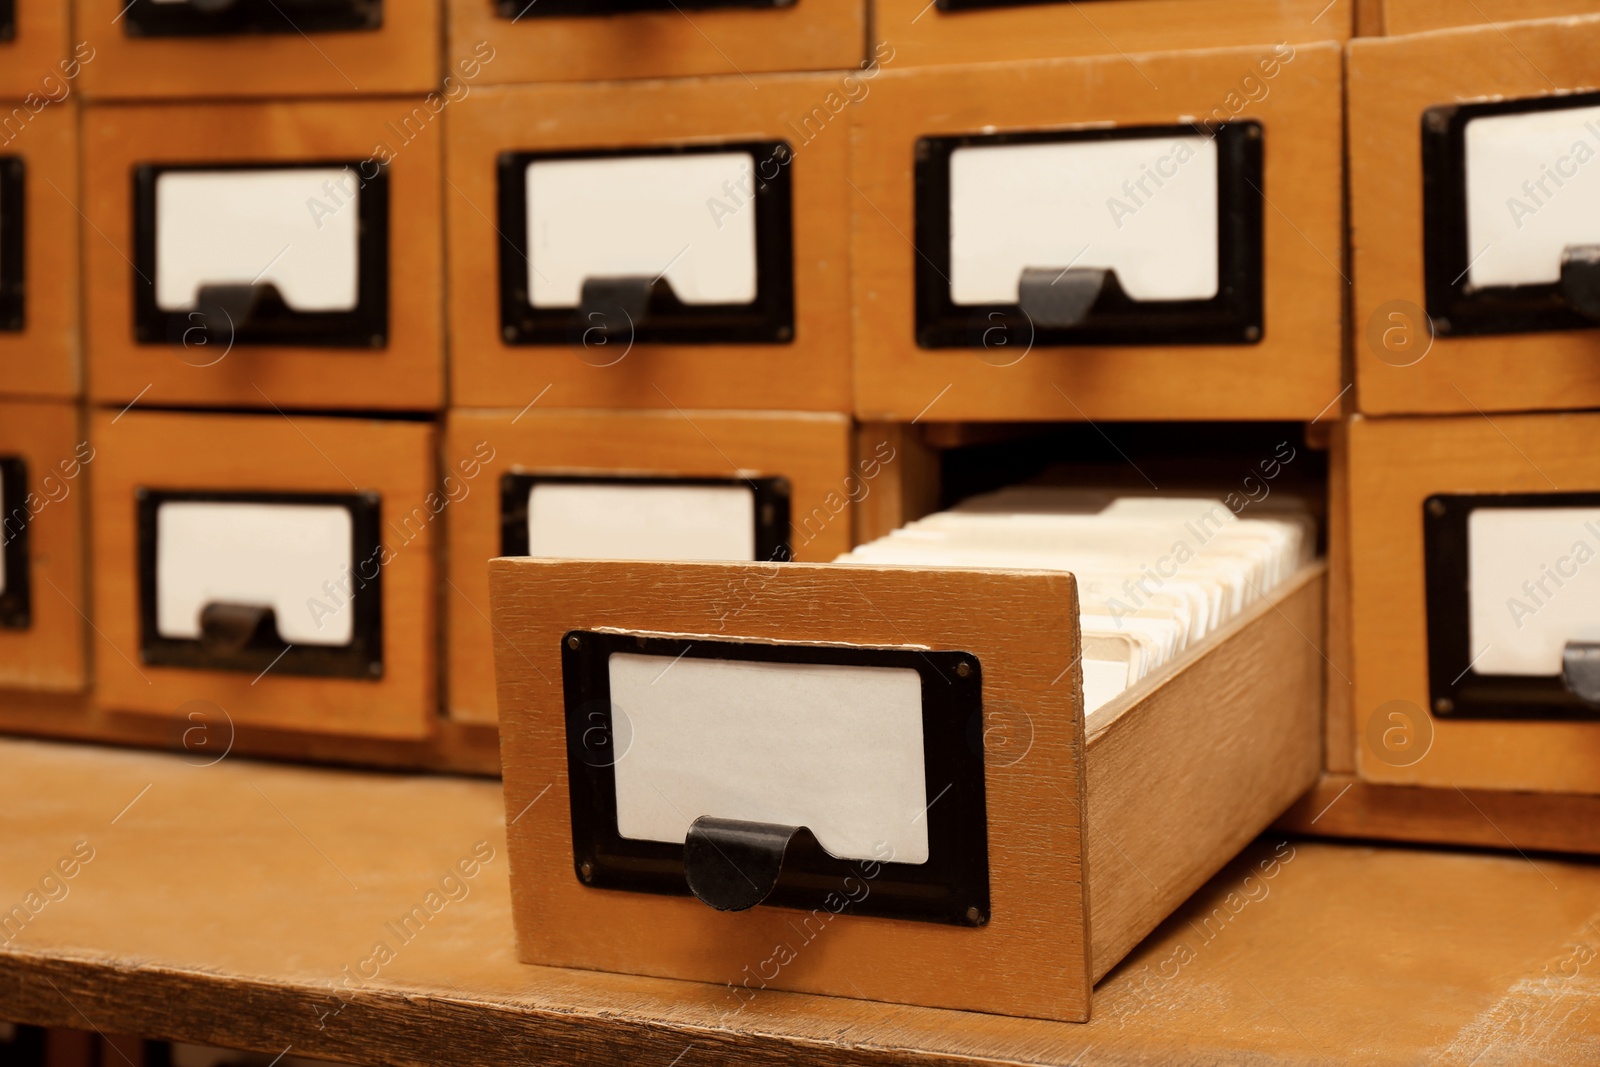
[836,488,1314,720]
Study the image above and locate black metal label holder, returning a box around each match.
[935,0,1098,7]
[496,142,795,346]
[0,156,23,332]
[495,0,790,17]
[0,456,31,631]
[1424,491,1600,720]
[1422,91,1600,337]
[136,489,384,679]
[913,121,1264,348]
[133,160,390,349]
[122,0,382,37]
[499,471,792,562]
[561,631,991,926]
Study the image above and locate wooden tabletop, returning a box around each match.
[0,736,1596,1066]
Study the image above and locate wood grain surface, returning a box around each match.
[442,408,855,724]
[447,0,865,85]
[0,687,499,771]
[81,99,445,411]
[2,737,1600,1064]
[88,410,439,741]
[1087,565,1324,980]
[490,557,1093,1022]
[1284,773,1600,855]
[1347,412,1600,795]
[0,97,78,400]
[0,688,502,775]
[1349,17,1600,414]
[0,0,70,99]
[851,43,1346,421]
[73,0,439,100]
[0,400,87,691]
[851,422,939,545]
[1380,1,1600,34]
[873,0,1350,69]
[1355,0,1385,34]
[444,76,854,413]
[1323,417,1356,772]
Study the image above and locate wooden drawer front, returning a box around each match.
[0,97,78,399]
[1377,0,1600,34]
[82,100,444,412]
[447,0,863,85]
[1351,18,1600,414]
[445,409,854,725]
[90,410,438,741]
[874,0,1347,70]
[851,44,1344,422]
[73,0,438,100]
[1349,412,1600,795]
[487,557,1322,1021]
[445,78,852,413]
[0,400,87,692]
[0,1,70,99]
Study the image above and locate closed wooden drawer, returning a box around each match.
[0,1,71,99]
[73,0,438,100]
[0,399,87,692]
[82,99,444,411]
[874,0,1348,70]
[446,0,864,85]
[488,500,1324,1020]
[90,410,438,741]
[1375,0,1600,34]
[445,77,852,413]
[1350,17,1600,414]
[444,408,856,724]
[1349,412,1600,796]
[0,95,77,399]
[852,43,1345,422]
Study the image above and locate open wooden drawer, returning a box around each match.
[488,516,1324,1021]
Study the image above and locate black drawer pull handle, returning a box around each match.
[576,275,688,335]
[684,816,825,913]
[1558,245,1600,321]
[198,602,281,659]
[1016,266,1119,329]
[1562,641,1600,707]
[193,282,290,339]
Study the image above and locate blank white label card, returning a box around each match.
[608,652,930,863]
[526,152,759,309]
